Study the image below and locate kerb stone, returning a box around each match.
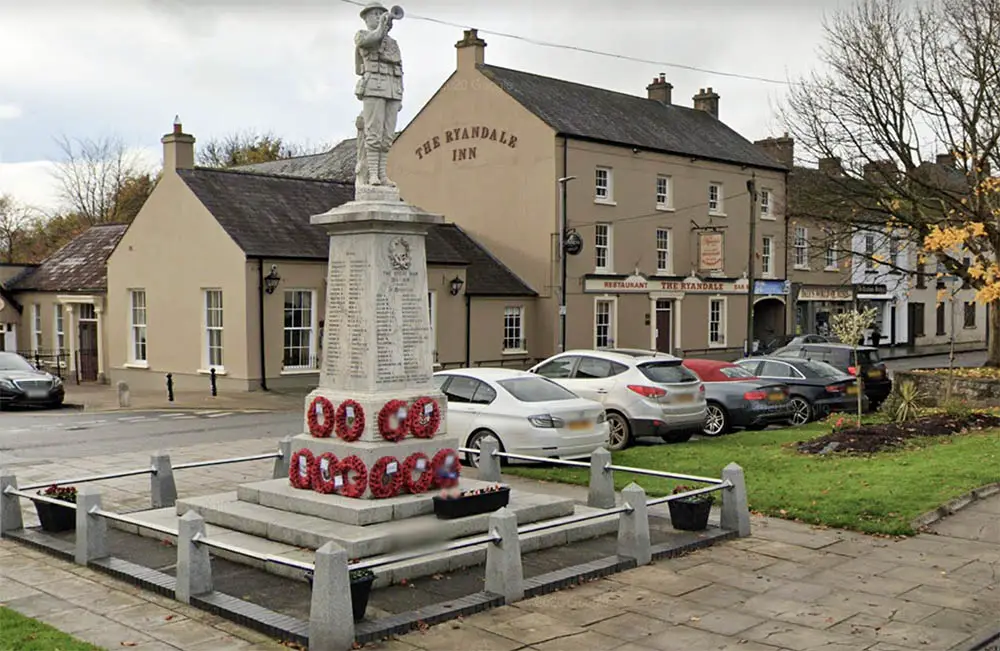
[75,486,108,565]
[617,483,651,565]
[721,462,751,537]
[176,510,213,603]
[0,469,23,534]
[477,437,502,483]
[150,452,177,509]
[588,448,615,509]
[309,541,355,651]
[272,436,292,479]
[485,507,524,602]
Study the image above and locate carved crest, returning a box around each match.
[389,237,411,270]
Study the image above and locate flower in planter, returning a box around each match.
[350,567,375,582]
[40,485,77,503]
[672,484,715,504]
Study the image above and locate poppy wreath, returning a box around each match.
[335,399,366,442]
[369,456,403,499]
[431,448,462,489]
[289,448,315,490]
[406,397,441,439]
[307,396,335,438]
[311,452,340,495]
[335,455,368,499]
[402,452,434,494]
[377,400,409,442]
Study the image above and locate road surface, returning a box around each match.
[882,350,985,375]
[0,409,301,467]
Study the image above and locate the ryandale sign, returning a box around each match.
[413,125,518,163]
[584,274,790,295]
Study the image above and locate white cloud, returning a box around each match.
[0,160,60,213]
[0,104,21,120]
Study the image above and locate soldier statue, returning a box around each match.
[355,1,403,188]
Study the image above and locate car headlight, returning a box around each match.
[0,378,14,390]
[527,414,566,428]
[51,376,62,387]
[596,411,607,424]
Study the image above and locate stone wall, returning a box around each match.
[895,370,1000,407]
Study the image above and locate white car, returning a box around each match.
[433,368,610,467]
[528,349,706,450]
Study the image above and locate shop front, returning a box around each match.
[793,285,854,337]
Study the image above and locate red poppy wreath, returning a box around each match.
[402,452,434,494]
[431,448,462,489]
[369,456,403,499]
[377,400,409,442]
[335,455,368,499]
[307,396,335,438]
[335,399,365,442]
[311,452,340,494]
[289,448,315,490]
[407,397,441,439]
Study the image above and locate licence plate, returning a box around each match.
[847,385,858,394]
[867,370,882,379]
[567,420,590,430]
[25,390,47,399]
[674,393,694,403]
[768,392,784,402]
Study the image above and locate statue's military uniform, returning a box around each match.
[355,2,403,187]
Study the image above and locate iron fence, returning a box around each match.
[12,349,70,380]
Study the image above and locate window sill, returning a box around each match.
[124,362,149,370]
[594,269,613,275]
[709,212,726,217]
[759,215,776,221]
[594,199,617,206]
[823,266,839,272]
[503,349,527,356]
[964,326,977,330]
[761,274,775,279]
[656,269,673,276]
[281,368,320,376]
[708,342,727,349]
[794,265,810,271]
[655,205,675,212]
[197,368,227,376]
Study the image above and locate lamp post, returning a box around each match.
[745,173,757,357]
[557,175,577,352]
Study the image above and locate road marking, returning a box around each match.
[206,412,233,418]
[171,416,197,420]
[118,416,149,422]
[5,429,29,434]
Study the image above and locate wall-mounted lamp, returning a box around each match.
[264,265,281,294]
[449,276,465,296]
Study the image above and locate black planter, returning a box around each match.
[667,498,712,531]
[35,500,76,532]
[350,575,375,622]
[433,487,510,520]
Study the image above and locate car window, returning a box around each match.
[734,360,762,375]
[637,361,699,384]
[857,349,882,365]
[497,377,577,402]
[761,361,796,378]
[443,376,480,403]
[472,382,497,404]
[433,375,449,390]
[0,353,33,372]
[719,366,755,379]
[575,356,616,379]
[798,360,846,379]
[535,357,577,379]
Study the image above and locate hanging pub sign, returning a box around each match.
[698,232,725,273]
[563,230,583,255]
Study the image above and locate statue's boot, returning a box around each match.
[378,154,396,188]
[367,150,382,186]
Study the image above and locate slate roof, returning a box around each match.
[230,137,361,182]
[9,224,127,292]
[434,224,536,297]
[478,65,786,172]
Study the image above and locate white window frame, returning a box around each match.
[128,290,147,366]
[708,297,727,348]
[759,189,774,220]
[761,236,773,278]
[889,236,898,268]
[865,234,876,271]
[595,223,612,272]
[708,182,724,215]
[794,226,809,269]
[655,175,672,210]
[203,289,224,373]
[31,304,41,352]
[282,289,318,372]
[53,304,65,358]
[594,166,614,203]
[655,228,672,274]
[502,305,526,353]
[825,245,837,271]
[594,297,617,349]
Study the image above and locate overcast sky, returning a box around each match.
[0,0,836,212]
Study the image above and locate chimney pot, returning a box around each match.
[693,87,721,119]
[646,75,673,104]
[659,73,665,81]
[161,119,195,172]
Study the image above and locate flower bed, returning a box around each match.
[798,412,1000,455]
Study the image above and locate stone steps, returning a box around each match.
[175,487,577,559]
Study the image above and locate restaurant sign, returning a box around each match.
[797,286,853,302]
[585,274,749,294]
[698,232,725,273]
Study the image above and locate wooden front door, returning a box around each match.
[78,321,98,382]
[655,299,673,354]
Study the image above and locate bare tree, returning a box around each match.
[0,194,34,263]
[782,0,1000,365]
[53,135,152,225]
[197,129,323,168]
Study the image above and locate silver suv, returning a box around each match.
[528,350,706,450]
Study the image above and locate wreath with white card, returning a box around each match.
[402,452,433,493]
[335,399,365,442]
[377,400,409,442]
[311,452,340,494]
[369,456,403,498]
[289,449,315,490]
[407,397,441,439]
[307,396,335,438]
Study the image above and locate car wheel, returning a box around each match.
[606,411,633,451]
[465,430,503,468]
[788,397,812,426]
[703,402,729,436]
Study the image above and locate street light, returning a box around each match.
[558,175,577,352]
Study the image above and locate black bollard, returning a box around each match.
[166,373,174,402]
[210,368,217,397]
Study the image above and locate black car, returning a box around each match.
[771,343,891,409]
[734,357,867,425]
[0,352,65,409]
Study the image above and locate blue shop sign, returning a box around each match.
[754,279,790,296]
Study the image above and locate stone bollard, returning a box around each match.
[150,453,178,509]
[485,507,523,602]
[75,486,108,565]
[272,437,292,480]
[116,381,130,409]
[309,542,355,651]
[587,448,615,509]
[0,469,23,535]
[176,511,213,603]
[617,483,651,566]
[477,437,502,483]
[720,462,751,537]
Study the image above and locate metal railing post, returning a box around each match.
[0,470,23,535]
[309,541,355,651]
[477,438,502,483]
[210,368,217,397]
[484,507,523,602]
[720,462,750,537]
[75,486,108,565]
[272,437,292,480]
[176,511,213,603]
[617,483,651,566]
[166,373,174,402]
[150,453,178,509]
[588,448,615,509]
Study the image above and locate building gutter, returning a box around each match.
[256,258,269,391]
[464,293,472,368]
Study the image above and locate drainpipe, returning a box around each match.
[257,258,269,391]
[464,292,472,368]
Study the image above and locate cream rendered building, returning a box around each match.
[388,30,790,360]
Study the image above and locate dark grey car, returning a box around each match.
[734,357,866,425]
[682,359,794,435]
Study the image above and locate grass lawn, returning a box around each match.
[0,607,102,651]
[505,421,1000,536]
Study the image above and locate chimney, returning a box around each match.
[863,160,897,184]
[692,87,720,119]
[753,133,794,169]
[936,152,955,168]
[818,157,843,176]
[646,73,673,104]
[455,28,487,71]
[162,116,195,172]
